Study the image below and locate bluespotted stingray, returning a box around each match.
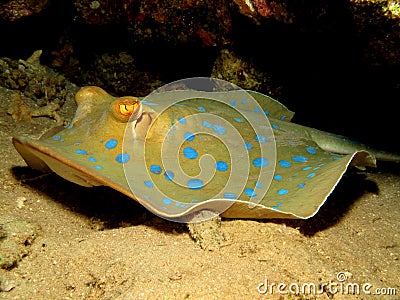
[12,84,400,222]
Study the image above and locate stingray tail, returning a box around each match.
[307,128,400,162]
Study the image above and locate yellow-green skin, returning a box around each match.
[13,86,398,221]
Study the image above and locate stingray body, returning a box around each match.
[12,86,399,221]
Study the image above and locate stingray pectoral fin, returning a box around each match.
[245,90,295,121]
[13,137,51,173]
[284,150,375,219]
[220,200,301,219]
[348,150,376,167]
[39,126,65,140]
[13,136,104,187]
[221,150,376,219]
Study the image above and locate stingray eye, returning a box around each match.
[120,103,135,115]
[111,96,142,122]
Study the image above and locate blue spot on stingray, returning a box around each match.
[233,117,244,123]
[277,202,282,206]
[164,170,175,181]
[140,100,159,106]
[313,166,320,170]
[274,174,282,181]
[253,157,269,168]
[279,160,291,168]
[298,183,306,188]
[333,157,341,160]
[212,124,226,134]
[175,202,185,207]
[202,121,212,128]
[272,124,279,130]
[241,98,246,104]
[230,100,236,106]
[280,116,287,120]
[53,135,61,141]
[197,106,206,112]
[216,161,229,172]
[144,180,154,188]
[245,188,256,197]
[278,189,288,195]
[307,172,316,178]
[183,147,198,159]
[302,166,312,171]
[255,181,263,188]
[163,198,172,205]
[306,146,317,155]
[224,193,237,199]
[116,153,130,164]
[191,199,198,203]
[318,163,325,167]
[244,142,253,150]
[292,155,308,163]
[178,117,187,124]
[88,157,97,162]
[105,139,118,149]
[75,149,88,155]
[254,107,261,112]
[184,132,195,141]
[173,103,185,107]
[255,134,268,144]
[187,179,204,190]
[60,139,64,142]
[150,164,162,174]
[94,165,103,170]
[264,110,269,115]
[67,124,73,129]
